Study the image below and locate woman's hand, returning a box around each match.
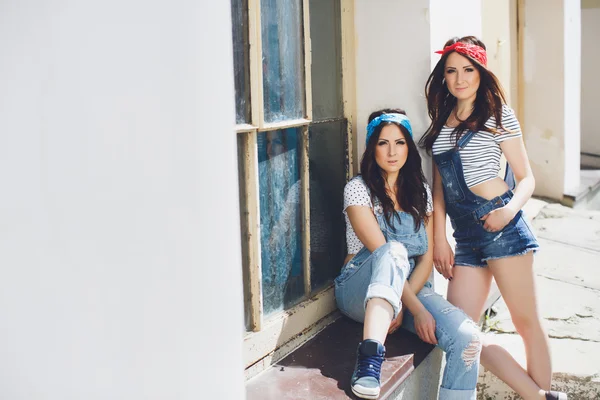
[414,308,437,345]
[433,239,454,280]
[480,206,516,233]
[388,309,404,334]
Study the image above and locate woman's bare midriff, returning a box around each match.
[342,178,508,264]
[469,176,510,200]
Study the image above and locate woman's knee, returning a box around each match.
[511,313,545,339]
[374,241,409,266]
[454,320,483,371]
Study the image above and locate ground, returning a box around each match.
[477,201,600,399]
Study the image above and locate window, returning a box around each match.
[231,0,353,375]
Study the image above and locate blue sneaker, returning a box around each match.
[351,339,385,399]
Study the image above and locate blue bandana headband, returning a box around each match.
[365,113,413,145]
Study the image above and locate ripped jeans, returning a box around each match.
[335,242,482,400]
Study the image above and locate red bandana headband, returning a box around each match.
[435,42,487,67]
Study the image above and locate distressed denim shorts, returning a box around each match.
[453,210,540,268]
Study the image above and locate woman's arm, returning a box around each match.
[503,136,535,208]
[345,205,386,252]
[394,217,438,344]
[432,161,448,243]
[481,137,535,231]
[406,214,434,294]
[432,160,455,279]
[395,280,437,344]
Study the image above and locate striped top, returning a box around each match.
[432,105,522,188]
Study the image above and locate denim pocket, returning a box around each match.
[514,213,538,242]
[384,230,428,259]
[334,261,359,286]
[438,161,465,203]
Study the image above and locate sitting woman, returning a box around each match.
[335,109,482,400]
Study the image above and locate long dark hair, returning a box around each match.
[419,36,508,154]
[360,108,429,231]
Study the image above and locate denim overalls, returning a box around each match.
[334,196,482,400]
[335,198,426,321]
[433,130,539,267]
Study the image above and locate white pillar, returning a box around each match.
[0,1,246,399]
[521,0,581,199]
[563,0,582,193]
[581,3,600,162]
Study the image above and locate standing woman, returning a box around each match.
[335,108,482,400]
[420,36,566,400]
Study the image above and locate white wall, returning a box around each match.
[429,0,483,70]
[482,0,517,108]
[521,0,581,199]
[354,0,432,178]
[0,1,246,399]
[581,7,600,156]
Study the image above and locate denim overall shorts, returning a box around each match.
[432,130,539,267]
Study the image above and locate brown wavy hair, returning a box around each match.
[419,36,509,154]
[360,108,429,231]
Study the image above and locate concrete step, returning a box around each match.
[562,169,600,210]
[246,316,441,400]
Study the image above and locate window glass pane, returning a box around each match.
[258,129,304,316]
[231,0,251,124]
[261,0,305,123]
[309,121,347,291]
[309,0,343,120]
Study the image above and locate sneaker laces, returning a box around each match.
[355,353,384,380]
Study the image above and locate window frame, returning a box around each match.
[234,0,356,376]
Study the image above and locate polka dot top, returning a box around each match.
[343,176,433,254]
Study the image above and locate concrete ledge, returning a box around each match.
[562,169,600,209]
[246,316,439,399]
[387,347,442,400]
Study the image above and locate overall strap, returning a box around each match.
[504,162,517,190]
[457,130,477,149]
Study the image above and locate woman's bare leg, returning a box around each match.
[488,252,552,390]
[363,298,394,344]
[448,265,547,400]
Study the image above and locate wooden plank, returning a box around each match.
[340,0,357,177]
[516,0,525,128]
[582,0,600,9]
[236,123,259,133]
[261,118,311,132]
[248,0,264,128]
[302,0,313,121]
[239,131,263,332]
[300,126,311,296]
